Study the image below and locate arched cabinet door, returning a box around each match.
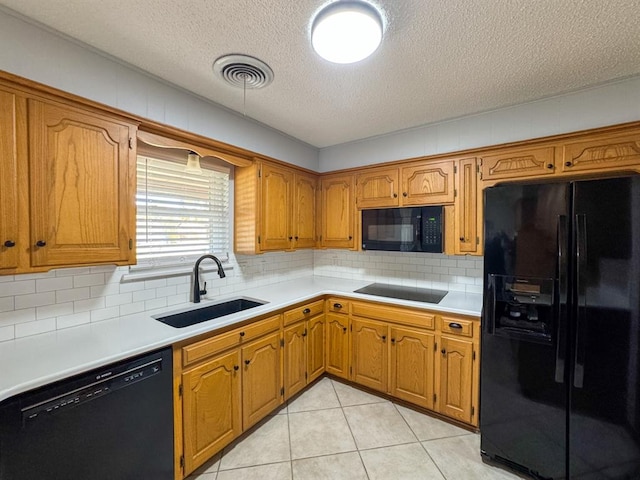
[28,99,136,268]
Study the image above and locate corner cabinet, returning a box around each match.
[234,160,318,254]
[319,173,355,249]
[28,100,136,268]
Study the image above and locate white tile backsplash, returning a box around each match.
[0,250,315,341]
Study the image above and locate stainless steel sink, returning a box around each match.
[154,297,266,328]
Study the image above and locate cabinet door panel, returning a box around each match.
[0,89,18,269]
[242,331,283,429]
[307,314,325,383]
[284,321,307,400]
[183,349,241,475]
[439,336,473,423]
[320,174,354,249]
[261,163,292,251]
[480,146,556,181]
[28,100,134,267]
[293,173,317,249]
[401,160,454,205]
[356,168,399,208]
[562,132,640,174]
[390,326,434,409]
[325,313,350,378]
[351,317,388,392]
[454,157,479,254]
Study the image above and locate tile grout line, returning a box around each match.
[285,400,294,480]
[330,379,372,480]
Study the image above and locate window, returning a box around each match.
[135,154,230,270]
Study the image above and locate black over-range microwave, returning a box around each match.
[361,206,444,253]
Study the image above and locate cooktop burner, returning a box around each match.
[354,283,448,304]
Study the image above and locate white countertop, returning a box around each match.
[0,275,482,403]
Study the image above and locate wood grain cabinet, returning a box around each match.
[283,299,326,400]
[0,88,19,270]
[453,157,481,254]
[355,161,455,209]
[182,349,241,474]
[351,317,388,392]
[325,301,351,378]
[479,146,557,182]
[561,130,640,174]
[319,173,355,249]
[178,314,282,476]
[235,160,317,254]
[241,331,283,429]
[390,325,435,409]
[436,315,479,426]
[28,100,136,268]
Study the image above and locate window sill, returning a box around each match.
[121,263,234,283]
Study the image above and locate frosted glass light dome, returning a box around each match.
[311,1,383,64]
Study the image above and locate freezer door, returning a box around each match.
[569,176,640,478]
[481,182,569,479]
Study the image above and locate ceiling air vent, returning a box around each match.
[213,54,274,89]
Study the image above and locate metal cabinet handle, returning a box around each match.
[36,240,47,247]
[303,308,311,314]
[382,335,386,341]
[239,331,245,337]
[295,236,299,240]
[233,365,239,371]
[334,303,343,309]
[547,163,554,169]
[4,240,15,248]
[393,193,398,198]
[348,236,353,240]
[403,192,408,197]
[459,237,465,242]
[244,359,250,365]
[449,323,463,329]
[441,349,446,355]
[289,236,293,241]
[391,338,396,344]
[342,327,347,333]
[302,329,308,337]
[565,161,572,167]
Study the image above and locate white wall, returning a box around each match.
[318,76,640,172]
[0,8,319,171]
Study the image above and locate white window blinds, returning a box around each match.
[135,155,230,269]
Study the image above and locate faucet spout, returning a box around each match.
[192,254,226,303]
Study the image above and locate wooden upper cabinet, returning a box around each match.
[320,173,355,249]
[454,157,480,254]
[293,172,317,249]
[0,89,19,270]
[561,130,640,174]
[355,167,399,208]
[480,146,556,182]
[260,163,293,251]
[401,160,455,205]
[235,160,317,254]
[28,100,136,268]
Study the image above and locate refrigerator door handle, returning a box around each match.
[574,214,588,389]
[555,215,568,384]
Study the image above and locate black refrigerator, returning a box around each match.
[480,175,640,479]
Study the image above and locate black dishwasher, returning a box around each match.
[0,347,173,480]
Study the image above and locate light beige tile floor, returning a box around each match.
[188,377,522,480]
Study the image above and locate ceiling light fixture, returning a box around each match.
[185,151,202,174]
[311,1,383,64]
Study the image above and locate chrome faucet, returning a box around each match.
[192,254,226,303]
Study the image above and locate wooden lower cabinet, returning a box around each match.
[390,325,435,409]
[283,321,307,400]
[241,331,283,429]
[437,335,475,424]
[182,349,241,474]
[307,314,325,383]
[325,312,350,378]
[351,317,388,392]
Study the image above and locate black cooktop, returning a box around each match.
[354,283,448,304]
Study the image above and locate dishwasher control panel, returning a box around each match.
[21,358,163,424]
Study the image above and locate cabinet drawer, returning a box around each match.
[283,299,325,326]
[439,316,475,338]
[351,301,435,330]
[326,298,349,314]
[183,314,281,367]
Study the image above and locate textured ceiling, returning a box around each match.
[2,0,640,148]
